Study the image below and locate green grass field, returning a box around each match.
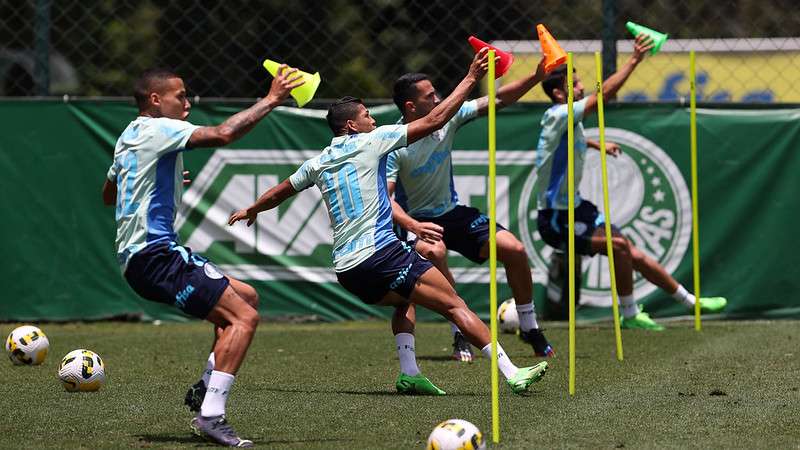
[1,320,799,449]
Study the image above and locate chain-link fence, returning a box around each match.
[2,0,800,102]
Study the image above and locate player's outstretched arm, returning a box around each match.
[187,66,304,149]
[228,179,298,227]
[583,34,653,116]
[587,139,622,157]
[475,56,547,115]
[406,48,491,145]
[388,181,443,243]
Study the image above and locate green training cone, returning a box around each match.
[625,21,668,55]
[262,59,321,108]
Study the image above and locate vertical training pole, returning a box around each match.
[487,49,500,443]
[595,52,624,361]
[567,52,576,396]
[689,50,702,331]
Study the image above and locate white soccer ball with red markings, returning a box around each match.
[497,298,519,334]
[5,325,49,365]
[58,349,106,392]
[426,419,486,450]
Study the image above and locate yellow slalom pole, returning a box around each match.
[487,49,500,443]
[689,50,702,331]
[567,52,576,396]
[595,52,624,361]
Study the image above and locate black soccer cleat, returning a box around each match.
[451,331,474,363]
[520,329,555,357]
[184,380,206,413]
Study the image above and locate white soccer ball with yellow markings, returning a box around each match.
[426,419,486,450]
[5,325,49,365]
[497,298,519,334]
[58,349,106,392]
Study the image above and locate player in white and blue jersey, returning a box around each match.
[102,66,303,447]
[387,56,554,362]
[534,33,726,331]
[230,49,548,397]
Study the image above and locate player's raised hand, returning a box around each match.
[632,33,655,64]
[468,47,498,81]
[266,64,305,104]
[228,209,257,227]
[605,141,622,157]
[534,56,547,82]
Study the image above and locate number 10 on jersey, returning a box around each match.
[321,163,364,224]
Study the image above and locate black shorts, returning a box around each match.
[416,205,507,263]
[537,201,619,256]
[336,240,434,304]
[124,242,230,319]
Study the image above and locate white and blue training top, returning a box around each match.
[106,116,199,271]
[290,124,408,272]
[386,100,478,218]
[533,97,589,210]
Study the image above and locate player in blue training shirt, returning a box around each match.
[534,33,726,331]
[230,49,548,397]
[102,66,302,447]
[387,56,554,362]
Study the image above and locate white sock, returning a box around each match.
[515,302,539,332]
[672,285,696,307]
[200,370,234,418]
[395,333,421,376]
[200,353,215,385]
[450,322,461,335]
[481,343,519,380]
[620,295,639,318]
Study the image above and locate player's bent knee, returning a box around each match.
[419,243,447,263]
[239,307,260,332]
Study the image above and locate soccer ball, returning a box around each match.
[497,299,519,334]
[58,349,106,392]
[5,325,49,365]
[426,419,486,450]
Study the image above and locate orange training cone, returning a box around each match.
[537,24,567,73]
[467,36,514,78]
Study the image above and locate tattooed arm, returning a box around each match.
[186,65,304,148]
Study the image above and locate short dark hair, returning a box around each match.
[326,96,365,135]
[541,65,574,103]
[392,73,429,113]
[133,68,180,110]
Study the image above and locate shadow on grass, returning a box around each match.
[136,434,354,446]
[136,433,210,445]
[258,386,484,397]
[416,355,459,362]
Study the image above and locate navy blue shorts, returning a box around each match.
[124,242,230,319]
[416,205,506,264]
[336,240,434,304]
[537,201,619,256]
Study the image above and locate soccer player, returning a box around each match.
[229,48,548,396]
[102,66,302,447]
[387,57,554,363]
[533,33,727,330]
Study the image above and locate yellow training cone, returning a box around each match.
[262,59,321,108]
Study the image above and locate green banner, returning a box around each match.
[1,101,797,322]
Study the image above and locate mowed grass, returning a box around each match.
[1,320,799,449]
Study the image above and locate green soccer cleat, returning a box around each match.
[396,373,446,396]
[620,311,665,331]
[506,361,548,395]
[698,297,727,314]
